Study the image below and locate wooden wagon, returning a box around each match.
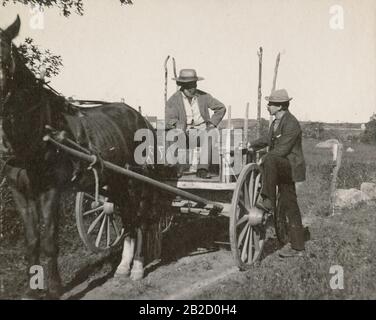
[44,115,289,271]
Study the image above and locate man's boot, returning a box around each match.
[279,225,305,258]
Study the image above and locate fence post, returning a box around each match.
[222,106,232,183]
[270,52,281,129]
[330,142,343,214]
[243,102,249,143]
[256,47,263,139]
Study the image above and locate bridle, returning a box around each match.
[0,37,16,115]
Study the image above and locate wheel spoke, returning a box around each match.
[248,227,254,263]
[83,205,104,217]
[84,193,96,201]
[254,228,260,252]
[248,170,254,206]
[238,200,248,212]
[236,214,248,227]
[243,181,251,209]
[95,213,107,247]
[110,216,120,238]
[106,216,111,247]
[253,173,261,206]
[241,227,251,262]
[237,223,249,248]
[87,211,105,235]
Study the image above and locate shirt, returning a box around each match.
[181,92,204,127]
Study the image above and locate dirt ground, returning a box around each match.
[1,195,376,300]
[80,202,376,300]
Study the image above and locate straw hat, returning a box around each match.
[265,89,293,102]
[172,69,204,82]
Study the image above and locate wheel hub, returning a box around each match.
[248,207,264,226]
[103,202,114,215]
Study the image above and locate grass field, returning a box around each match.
[1,137,376,299]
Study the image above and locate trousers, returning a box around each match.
[260,153,305,250]
[186,127,219,171]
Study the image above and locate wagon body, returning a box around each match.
[44,125,287,270]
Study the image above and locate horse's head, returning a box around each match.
[0,15,20,115]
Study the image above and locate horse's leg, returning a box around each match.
[130,227,144,281]
[114,177,135,277]
[115,233,135,277]
[10,185,40,298]
[130,183,149,281]
[39,188,62,299]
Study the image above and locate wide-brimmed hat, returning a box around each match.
[172,69,204,82]
[265,89,293,103]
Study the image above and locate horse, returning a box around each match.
[0,15,162,299]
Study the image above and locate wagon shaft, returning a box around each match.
[43,133,224,215]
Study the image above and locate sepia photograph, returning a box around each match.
[0,0,375,303]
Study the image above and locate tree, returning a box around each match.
[2,0,133,17]
[360,114,376,144]
[18,37,63,79]
[4,1,134,78]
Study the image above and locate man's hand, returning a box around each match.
[206,122,216,131]
[257,155,265,165]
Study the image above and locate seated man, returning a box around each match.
[248,89,307,258]
[165,69,226,178]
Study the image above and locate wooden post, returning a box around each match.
[270,52,281,128]
[222,106,232,183]
[227,105,232,130]
[272,52,280,92]
[256,47,263,139]
[164,55,170,107]
[330,142,343,214]
[243,102,249,144]
[172,57,178,91]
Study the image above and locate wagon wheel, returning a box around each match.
[75,191,125,253]
[230,163,266,270]
[274,188,289,245]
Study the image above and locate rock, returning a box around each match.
[315,139,339,148]
[346,147,354,153]
[334,188,364,208]
[360,182,376,200]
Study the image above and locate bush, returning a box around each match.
[360,119,376,144]
[302,122,324,140]
[0,180,22,244]
[337,161,376,189]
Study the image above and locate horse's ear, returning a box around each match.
[3,15,21,41]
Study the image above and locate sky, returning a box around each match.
[0,0,375,123]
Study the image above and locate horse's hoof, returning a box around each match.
[130,260,144,281]
[114,265,131,277]
[130,269,144,281]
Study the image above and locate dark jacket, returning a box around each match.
[165,89,226,131]
[250,110,306,182]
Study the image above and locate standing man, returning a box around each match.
[165,69,226,178]
[248,89,307,258]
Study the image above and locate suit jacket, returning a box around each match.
[165,89,226,132]
[250,110,306,182]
